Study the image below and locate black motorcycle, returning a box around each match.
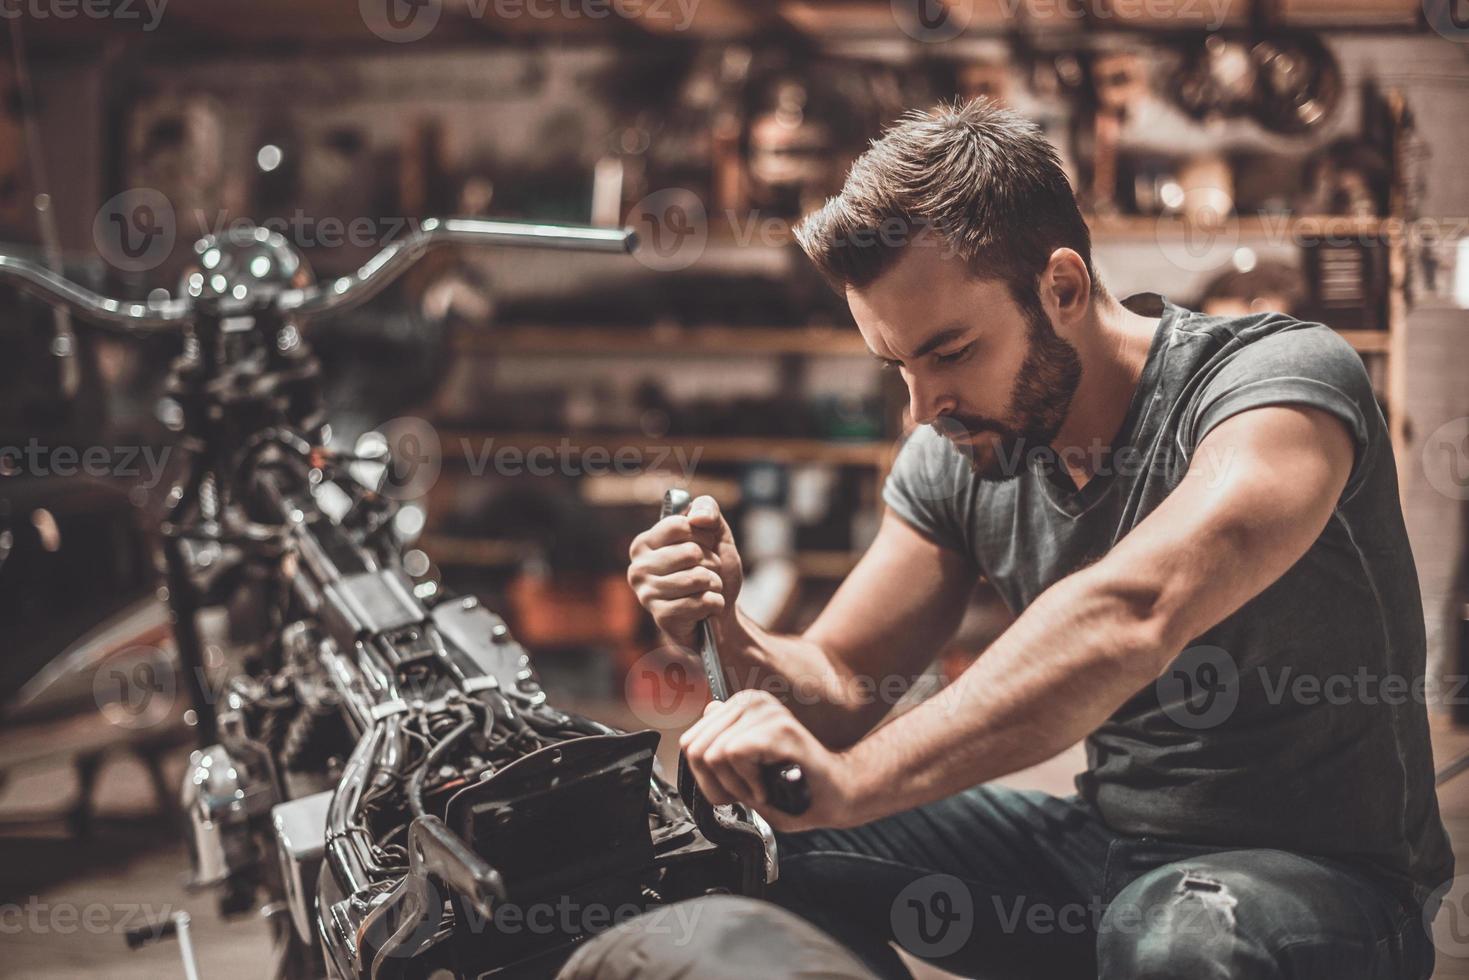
[0,218,781,979]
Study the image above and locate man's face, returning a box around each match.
[849,244,1083,481]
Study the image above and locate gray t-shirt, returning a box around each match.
[883,293,1452,899]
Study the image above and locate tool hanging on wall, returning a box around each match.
[1173,31,1341,136]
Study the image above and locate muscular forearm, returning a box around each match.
[674,409,1354,833]
[710,609,896,749]
[843,564,1178,820]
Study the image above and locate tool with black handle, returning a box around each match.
[660,488,812,816]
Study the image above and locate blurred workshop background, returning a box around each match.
[2,0,1469,976]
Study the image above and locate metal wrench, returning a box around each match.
[661,488,812,816]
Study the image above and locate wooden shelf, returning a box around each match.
[1091,213,1399,244]
[437,430,893,468]
[685,211,1400,247]
[689,212,1397,250]
[453,324,871,357]
[1339,330,1391,354]
[22,0,1425,46]
[459,321,1390,356]
[420,532,867,578]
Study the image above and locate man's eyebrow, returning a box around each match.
[913,325,970,358]
[869,324,970,366]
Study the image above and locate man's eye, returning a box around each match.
[936,343,974,365]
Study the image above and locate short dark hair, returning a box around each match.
[794,98,1101,302]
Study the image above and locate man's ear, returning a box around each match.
[1041,248,1092,326]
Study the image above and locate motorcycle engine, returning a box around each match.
[178,440,772,980]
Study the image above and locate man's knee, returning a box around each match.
[555,895,876,980]
[768,831,879,919]
[1098,866,1267,980]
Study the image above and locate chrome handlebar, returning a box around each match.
[276,218,637,320]
[0,254,192,332]
[0,217,638,334]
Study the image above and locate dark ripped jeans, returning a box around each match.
[769,785,1435,980]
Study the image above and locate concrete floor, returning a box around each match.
[1,708,1467,980]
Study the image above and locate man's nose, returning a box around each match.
[907,373,955,427]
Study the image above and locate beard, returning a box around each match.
[934,290,1082,482]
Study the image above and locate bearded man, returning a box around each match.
[618,98,1450,980]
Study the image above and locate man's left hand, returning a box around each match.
[678,689,868,832]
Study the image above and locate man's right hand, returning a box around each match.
[627,494,744,650]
